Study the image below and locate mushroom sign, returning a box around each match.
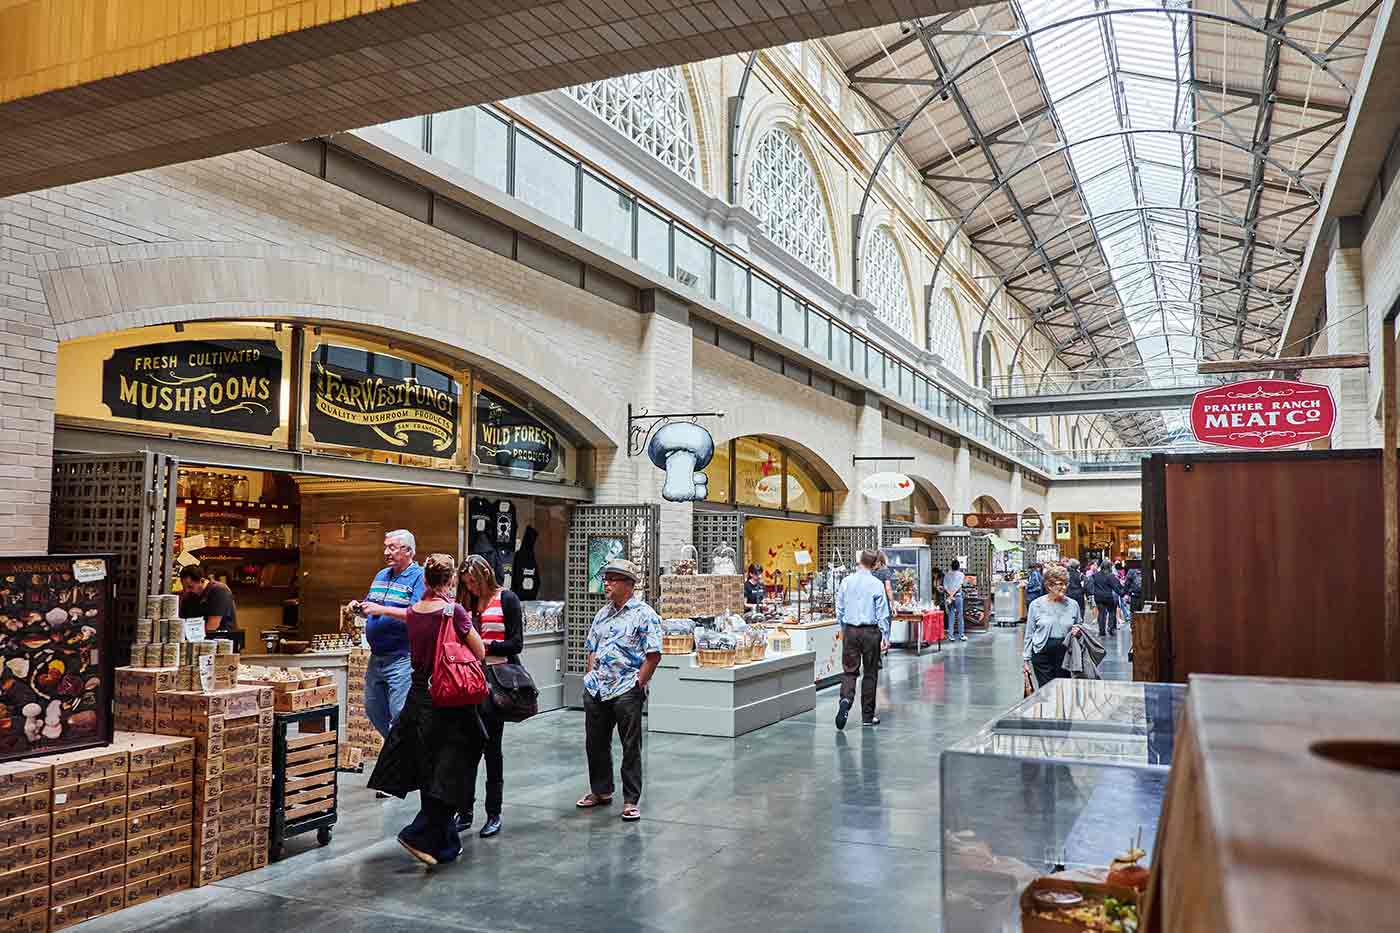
[647,422,715,502]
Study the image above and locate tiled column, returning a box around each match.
[836,392,883,527]
[1323,217,1375,447]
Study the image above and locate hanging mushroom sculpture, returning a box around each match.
[646,422,715,502]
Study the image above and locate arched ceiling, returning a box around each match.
[829,0,1379,446]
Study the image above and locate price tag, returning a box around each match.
[182,618,206,643]
[71,559,106,583]
[245,517,261,530]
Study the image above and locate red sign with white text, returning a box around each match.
[1189,378,1336,450]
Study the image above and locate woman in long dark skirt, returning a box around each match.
[368,553,486,866]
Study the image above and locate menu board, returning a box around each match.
[474,388,563,477]
[309,345,460,458]
[101,339,282,435]
[0,555,115,762]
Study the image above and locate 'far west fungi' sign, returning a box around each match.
[309,345,459,457]
[102,339,282,435]
[1190,379,1336,450]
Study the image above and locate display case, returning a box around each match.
[940,679,1184,933]
[884,544,931,606]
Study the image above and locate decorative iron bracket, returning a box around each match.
[627,404,726,458]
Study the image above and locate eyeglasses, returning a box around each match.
[602,574,632,583]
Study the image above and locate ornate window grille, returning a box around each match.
[864,226,913,340]
[931,290,967,380]
[744,128,836,281]
[567,68,698,182]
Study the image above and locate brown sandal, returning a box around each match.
[576,793,613,808]
[621,804,640,821]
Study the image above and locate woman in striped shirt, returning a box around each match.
[459,554,524,839]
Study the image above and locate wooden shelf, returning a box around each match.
[191,547,299,559]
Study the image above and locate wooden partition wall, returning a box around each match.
[1142,449,1390,682]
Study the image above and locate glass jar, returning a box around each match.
[221,474,236,499]
[233,475,249,502]
[176,470,190,499]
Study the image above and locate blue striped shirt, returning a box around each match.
[364,562,425,656]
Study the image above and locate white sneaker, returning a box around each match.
[959,635,968,642]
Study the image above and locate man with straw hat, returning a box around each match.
[575,558,661,823]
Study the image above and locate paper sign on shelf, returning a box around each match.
[181,618,207,643]
[183,534,206,551]
[175,551,200,569]
[794,550,812,566]
[198,655,214,692]
[71,559,106,583]
[246,517,261,530]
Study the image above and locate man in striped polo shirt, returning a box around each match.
[354,529,425,743]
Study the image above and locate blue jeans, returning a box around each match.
[365,653,412,739]
[949,592,965,639]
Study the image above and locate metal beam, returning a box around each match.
[1198,352,1369,373]
[918,104,1052,175]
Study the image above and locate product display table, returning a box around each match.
[649,650,816,738]
[242,651,350,741]
[892,608,942,654]
[770,618,841,686]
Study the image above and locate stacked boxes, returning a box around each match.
[0,761,53,933]
[118,733,194,909]
[45,747,128,931]
[659,574,745,618]
[113,667,179,733]
[345,650,382,760]
[152,686,273,886]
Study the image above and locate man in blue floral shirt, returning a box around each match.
[576,558,661,822]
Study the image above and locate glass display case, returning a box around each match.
[940,679,1184,932]
[884,543,931,606]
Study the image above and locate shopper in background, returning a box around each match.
[1022,564,1081,688]
[1065,559,1086,622]
[1115,562,1131,629]
[352,530,426,744]
[368,554,486,867]
[943,560,967,642]
[459,554,524,840]
[834,550,891,730]
[577,559,661,822]
[1126,565,1144,614]
[873,550,897,621]
[931,565,946,613]
[1025,562,1045,605]
[1092,559,1123,637]
[744,564,767,607]
[178,564,238,637]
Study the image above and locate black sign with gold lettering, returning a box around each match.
[101,340,282,435]
[309,345,459,457]
[475,389,562,477]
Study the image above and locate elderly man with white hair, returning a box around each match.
[352,529,425,743]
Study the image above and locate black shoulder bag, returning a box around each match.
[486,662,539,722]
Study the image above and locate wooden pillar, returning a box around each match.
[1384,310,1399,681]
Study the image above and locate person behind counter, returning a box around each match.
[1022,563,1081,688]
[744,564,766,607]
[459,554,524,840]
[351,530,426,745]
[178,565,237,637]
[368,553,487,867]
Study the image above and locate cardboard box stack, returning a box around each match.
[119,733,194,910]
[345,649,382,761]
[46,747,129,931]
[659,573,745,618]
[0,761,54,933]
[153,686,273,886]
[113,667,178,733]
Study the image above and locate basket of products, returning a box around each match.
[671,544,699,576]
[695,631,738,667]
[768,627,792,654]
[1019,878,1140,933]
[748,626,769,660]
[711,543,737,576]
[661,619,696,654]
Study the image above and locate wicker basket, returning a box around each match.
[734,643,752,664]
[750,642,767,660]
[696,648,736,668]
[662,634,695,654]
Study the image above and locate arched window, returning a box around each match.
[744,127,836,281]
[567,68,698,182]
[980,334,995,389]
[931,289,966,380]
[863,226,913,339]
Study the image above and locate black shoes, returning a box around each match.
[455,812,472,833]
[835,698,851,731]
[862,717,880,727]
[479,815,502,838]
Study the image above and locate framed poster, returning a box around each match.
[586,536,627,595]
[0,555,116,762]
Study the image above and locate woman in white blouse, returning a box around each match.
[1022,564,1082,688]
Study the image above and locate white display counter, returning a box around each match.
[648,650,816,738]
[772,618,841,686]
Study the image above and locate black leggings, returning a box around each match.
[466,704,505,817]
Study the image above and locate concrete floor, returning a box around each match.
[82,626,1134,933]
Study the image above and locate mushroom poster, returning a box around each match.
[0,556,114,762]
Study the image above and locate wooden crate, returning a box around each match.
[273,685,338,713]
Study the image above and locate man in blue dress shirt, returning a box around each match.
[835,550,891,729]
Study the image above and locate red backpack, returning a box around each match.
[430,604,488,707]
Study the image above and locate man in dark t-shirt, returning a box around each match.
[178,565,238,635]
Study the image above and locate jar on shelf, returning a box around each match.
[233,475,249,502]
[176,470,190,499]
[220,474,236,499]
[239,528,253,548]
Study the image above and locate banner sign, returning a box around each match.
[1055,519,1071,541]
[102,339,281,435]
[309,346,459,457]
[1190,378,1336,450]
[963,512,1018,530]
[1020,515,1043,539]
[859,472,915,502]
[474,388,563,477]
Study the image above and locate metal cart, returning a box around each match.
[270,705,339,861]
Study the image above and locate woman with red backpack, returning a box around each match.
[369,553,487,867]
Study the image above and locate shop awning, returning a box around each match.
[985,536,1022,553]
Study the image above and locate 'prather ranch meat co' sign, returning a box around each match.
[1189,378,1336,450]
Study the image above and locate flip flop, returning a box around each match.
[576,793,613,808]
[621,804,641,822]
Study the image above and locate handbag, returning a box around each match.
[486,661,539,722]
[430,604,489,707]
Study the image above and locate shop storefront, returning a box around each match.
[52,321,588,726]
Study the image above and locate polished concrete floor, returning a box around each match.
[83,626,1134,933]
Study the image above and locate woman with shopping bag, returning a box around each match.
[368,553,488,867]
